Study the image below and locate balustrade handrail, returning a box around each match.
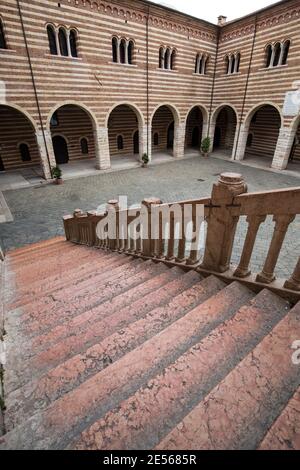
[63,172,300,300]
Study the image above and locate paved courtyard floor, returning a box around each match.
[0,155,299,279]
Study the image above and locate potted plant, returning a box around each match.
[51,165,63,184]
[201,137,211,158]
[141,153,149,167]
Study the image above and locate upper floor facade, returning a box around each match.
[0,0,298,127]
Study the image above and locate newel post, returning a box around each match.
[141,197,162,257]
[200,173,247,272]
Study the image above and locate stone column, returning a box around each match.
[66,30,71,57]
[140,124,151,162]
[234,123,249,161]
[271,126,296,170]
[55,30,60,56]
[206,122,216,152]
[94,127,111,170]
[173,122,186,159]
[139,125,148,161]
[35,129,56,180]
[125,40,129,65]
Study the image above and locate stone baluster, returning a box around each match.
[141,198,162,257]
[106,199,120,251]
[256,214,296,284]
[201,173,248,272]
[155,211,165,259]
[234,215,266,278]
[93,211,107,248]
[176,205,186,263]
[284,257,300,291]
[166,212,175,260]
[187,204,201,266]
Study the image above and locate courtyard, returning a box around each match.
[0,156,299,279]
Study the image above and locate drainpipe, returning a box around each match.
[146,5,150,157]
[207,25,221,138]
[16,0,52,178]
[233,15,258,160]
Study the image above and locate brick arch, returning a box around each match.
[243,102,284,129]
[105,102,145,128]
[0,102,39,132]
[46,101,98,132]
[150,103,181,127]
[211,104,239,125]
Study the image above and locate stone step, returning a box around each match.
[6,248,130,301]
[6,250,126,308]
[6,239,82,268]
[67,289,289,450]
[6,256,147,330]
[4,261,171,393]
[0,281,254,449]
[258,387,300,450]
[5,237,65,258]
[155,301,300,450]
[5,273,223,429]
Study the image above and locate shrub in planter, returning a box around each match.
[201,137,211,157]
[51,165,63,184]
[141,153,149,167]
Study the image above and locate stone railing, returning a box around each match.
[63,173,300,302]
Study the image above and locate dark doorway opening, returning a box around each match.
[52,135,69,164]
[133,130,139,154]
[213,126,221,149]
[192,126,200,148]
[0,154,5,171]
[167,121,174,149]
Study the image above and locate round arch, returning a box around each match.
[184,104,209,126]
[150,103,181,126]
[243,101,284,129]
[0,102,39,132]
[242,102,283,162]
[105,101,145,128]
[211,103,239,125]
[46,101,98,132]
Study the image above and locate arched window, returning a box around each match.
[230,54,235,74]
[80,138,89,154]
[266,44,272,67]
[282,40,290,65]
[164,48,170,70]
[120,39,126,64]
[47,25,57,55]
[273,42,281,67]
[159,47,164,68]
[50,111,59,127]
[225,55,230,74]
[112,37,118,63]
[246,133,253,147]
[117,135,124,150]
[154,132,159,146]
[0,18,7,49]
[170,49,176,70]
[195,54,198,73]
[204,56,209,74]
[19,143,31,162]
[58,28,68,56]
[0,19,7,50]
[128,40,134,64]
[235,53,240,73]
[69,29,78,57]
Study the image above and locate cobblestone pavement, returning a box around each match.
[0,156,299,279]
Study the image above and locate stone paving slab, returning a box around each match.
[0,156,299,279]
